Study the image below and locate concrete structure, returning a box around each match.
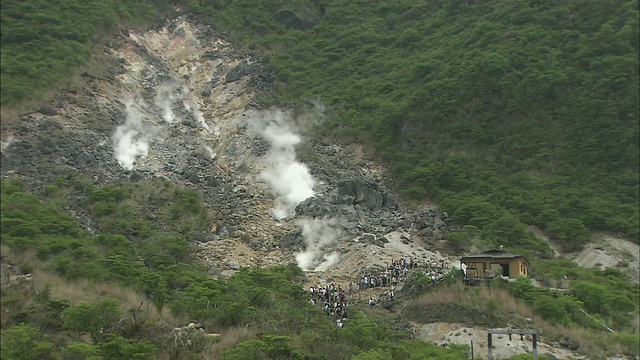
[461,249,530,280]
[487,328,538,360]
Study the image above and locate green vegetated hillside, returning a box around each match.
[1,178,638,359]
[0,178,474,359]
[1,1,640,358]
[0,0,172,105]
[2,0,637,254]
[186,0,639,255]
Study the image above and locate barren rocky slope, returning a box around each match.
[573,236,640,283]
[0,16,458,284]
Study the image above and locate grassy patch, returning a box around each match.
[404,279,639,357]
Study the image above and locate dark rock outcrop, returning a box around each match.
[337,179,383,211]
[272,9,317,31]
[280,231,305,251]
[225,65,245,83]
[335,178,399,212]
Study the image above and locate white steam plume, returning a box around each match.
[203,144,216,159]
[314,253,340,272]
[1,135,15,153]
[295,217,342,271]
[192,103,212,133]
[248,109,315,219]
[181,86,213,134]
[154,84,176,123]
[113,99,153,170]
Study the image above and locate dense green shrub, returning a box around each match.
[0,0,173,105]
[1,324,59,360]
[96,336,156,360]
[224,335,305,360]
[613,333,640,356]
[508,274,637,330]
[63,298,123,343]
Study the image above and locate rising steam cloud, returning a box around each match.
[182,86,213,134]
[295,217,342,271]
[113,99,154,170]
[1,135,15,154]
[249,109,315,219]
[154,84,177,123]
[155,83,216,134]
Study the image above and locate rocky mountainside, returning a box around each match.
[0,16,459,284]
[1,15,637,360]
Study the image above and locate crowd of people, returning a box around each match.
[308,257,456,328]
[357,257,452,291]
[309,284,350,328]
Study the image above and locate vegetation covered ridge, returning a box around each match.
[2,178,638,358]
[1,178,476,359]
[0,0,172,105]
[186,0,639,253]
[1,0,638,358]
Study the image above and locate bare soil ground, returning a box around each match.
[573,235,640,283]
[416,322,587,360]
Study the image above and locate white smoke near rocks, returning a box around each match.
[155,83,216,135]
[248,108,315,219]
[191,103,212,134]
[1,135,15,154]
[295,217,342,271]
[154,84,177,123]
[314,252,340,272]
[181,86,213,134]
[247,108,340,270]
[203,144,216,159]
[113,99,155,170]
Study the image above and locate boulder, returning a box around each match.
[339,205,358,222]
[433,216,446,230]
[205,176,221,187]
[218,227,230,239]
[129,172,144,182]
[225,65,245,83]
[251,138,270,157]
[201,50,220,61]
[361,234,375,244]
[356,185,383,211]
[280,231,305,251]
[336,194,355,205]
[249,239,263,251]
[38,105,58,116]
[337,179,384,211]
[182,115,198,128]
[201,87,212,97]
[295,197,335,218]
[414,218,432,230]
[75,152,93,167]
[382,193,398,210]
